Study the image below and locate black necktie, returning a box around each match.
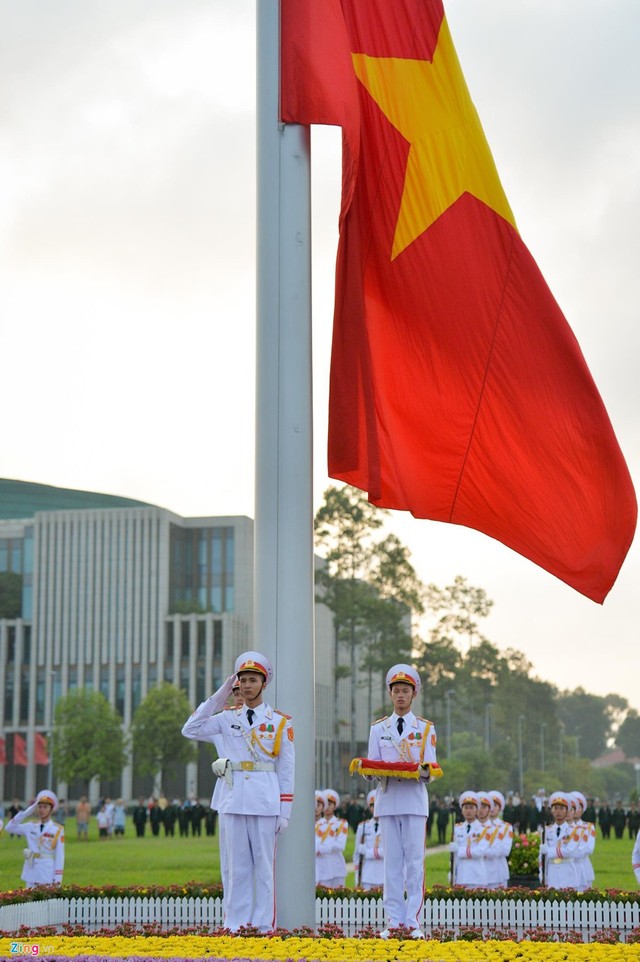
[247,708,255,727]
[466,823,471,833]
[40,824,44,833]
[556,826,561,837]
[397,717,404,735]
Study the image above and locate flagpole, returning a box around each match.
[255,0,316,929]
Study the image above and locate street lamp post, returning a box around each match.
[518,714,525,797]
[485,702,493,753]
[445,689,454,759]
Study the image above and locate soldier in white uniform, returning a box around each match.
[182,650,295,932]
[569,791,595,891]
[450,790,491,888]
[539,791,579,889]
[315,788,348,887]
[367,664,439,939]
[487,790,513,888]
[211,680,244,896]
[354,789,384,889]
[5,790,65,887]
[632,828,640,884]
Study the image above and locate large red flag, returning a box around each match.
[34,732,50,766]
[281,0,636,603]
[0,738,6,766]
[13,733,27,767]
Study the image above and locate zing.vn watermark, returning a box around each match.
[10,943,55,956]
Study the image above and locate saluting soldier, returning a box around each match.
[367,663,439,939]
[5,789,65,888]
[182,650,295,933]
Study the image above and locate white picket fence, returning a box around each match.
[1,895,639,941]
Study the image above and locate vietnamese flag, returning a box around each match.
[281,0,636,602]
[34,732,50,766]
[13,733,27,766]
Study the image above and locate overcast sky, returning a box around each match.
[1,1,638,712]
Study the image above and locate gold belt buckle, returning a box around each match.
[241,761,254,771]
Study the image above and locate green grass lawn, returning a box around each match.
[1,823,637,893]
[1,826,222,890]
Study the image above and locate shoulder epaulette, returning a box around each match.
[274,709,292,719]
[373,715,388,723]
[416,717,433,724]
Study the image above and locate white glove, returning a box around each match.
[448,841,457,853]
[24,802,39,818]
[276,816,289,834]
[211,758,229,778]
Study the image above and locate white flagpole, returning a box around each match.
[255,0,316,929]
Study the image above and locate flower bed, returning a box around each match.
[3,883,638,908]
[3,933,640,961]
[508,832,541,877]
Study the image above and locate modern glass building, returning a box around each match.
[0,479,377,804]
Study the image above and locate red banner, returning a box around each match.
[34,732,50,766]
[13,733,27,766]
[0,737,6,766]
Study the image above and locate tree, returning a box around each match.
[53,690,127,791]
[556,688,625,760]
[424,575,493,649]
[616,710,640,759]
[131,683,197,785]
[0,571,22,619]
[314,485,424,785]
[315,485,386,782]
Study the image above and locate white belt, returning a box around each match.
[24,850,54,861]
[229,761,275,772]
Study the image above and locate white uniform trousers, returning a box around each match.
[380,814,426,929]
[224,814,277,932]
[218,814,229,894]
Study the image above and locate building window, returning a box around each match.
[4,676,13,722]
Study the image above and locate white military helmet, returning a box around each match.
[549,791,571,808]
[572,791,587,813]
[477,790,492,808]
[234,650,273,686]
[490,790,505,811]
[324,789,340,807]
[459,790,479,808]
[386,663,421,693]
[36,789,59,813]
[366,789,377,807]
[315,790,328,809]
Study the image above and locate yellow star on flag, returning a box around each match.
[352,17,517,260]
